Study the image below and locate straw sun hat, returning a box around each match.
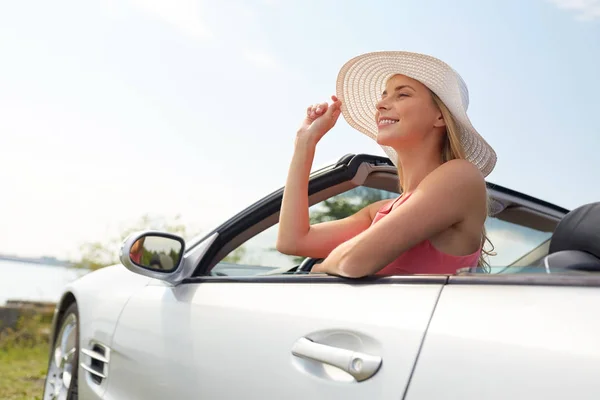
[335,51,497,177]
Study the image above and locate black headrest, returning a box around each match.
[549,202,600,258]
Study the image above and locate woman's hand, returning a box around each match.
[297,95,342,145]
[277,94,378,260]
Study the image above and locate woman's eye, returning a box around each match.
[396,93,408,98]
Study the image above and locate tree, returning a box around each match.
[291,187,397,264]
[73,214,193,271]
[309,187,396,223]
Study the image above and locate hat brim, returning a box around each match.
[335,51,497,177]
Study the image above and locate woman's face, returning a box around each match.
[374,74,445,147]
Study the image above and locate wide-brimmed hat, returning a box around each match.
[335,51,496,177]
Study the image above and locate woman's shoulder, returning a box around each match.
[427,159,486,192]
[438,158,484,177]
[417,159,487,213]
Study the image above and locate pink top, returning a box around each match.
[371,193,481,275]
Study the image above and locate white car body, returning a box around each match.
[44,154,600,400]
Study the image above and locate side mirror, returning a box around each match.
[120,231,185,277]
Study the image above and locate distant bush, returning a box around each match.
[0,309,53,351]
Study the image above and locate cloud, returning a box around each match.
[548,0,600,20]
[130,0,214,41]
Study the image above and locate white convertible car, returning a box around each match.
[43,154,600,400]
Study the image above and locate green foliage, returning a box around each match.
[140,248,153,267]
[309,187,396,223]
[222,246,247,263]
[74,213,193,271]
[281,187,398,265]
[0,309,53,351]
[0,305,54,399]
[0,345,48,400]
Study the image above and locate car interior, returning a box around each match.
[540,202,600,272]
[203,155,599,277]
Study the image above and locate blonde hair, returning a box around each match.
[430,91,495,270]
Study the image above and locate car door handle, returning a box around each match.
[291,337,382,382]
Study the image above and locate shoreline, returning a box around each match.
[0,255,74,268]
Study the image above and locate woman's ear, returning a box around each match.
[433,111,446,129]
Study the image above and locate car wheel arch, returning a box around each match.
[51,291,77,345]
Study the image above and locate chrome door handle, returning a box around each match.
[291,337,382,382]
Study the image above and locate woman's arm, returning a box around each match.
[313,159,487,277]
[276,96,386,259]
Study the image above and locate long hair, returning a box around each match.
[431,91,495,270]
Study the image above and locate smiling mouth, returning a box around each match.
[378,119,399,126]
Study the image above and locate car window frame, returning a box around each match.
[188,154,397,277]
[186,154,569,279]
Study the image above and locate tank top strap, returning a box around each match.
[380,192,413,214]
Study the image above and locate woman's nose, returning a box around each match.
[376,97,389,111]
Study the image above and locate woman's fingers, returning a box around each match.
[315,102,328,116]
[307,103,318,119]
[306,98,340,121]
[307,102,328,119]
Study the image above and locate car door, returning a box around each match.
[104,155,445,399]
[107,274,444,400]
[404,276,600,400]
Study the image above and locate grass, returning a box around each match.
[0,345,49,400]
[0,309,53,400]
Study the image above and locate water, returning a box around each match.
[0,259,90,306]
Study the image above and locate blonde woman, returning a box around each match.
[276,51,497,277]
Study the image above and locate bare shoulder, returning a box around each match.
[418,159,487,209]
[426,159,485,189]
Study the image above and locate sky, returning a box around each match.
[0,0,599,260]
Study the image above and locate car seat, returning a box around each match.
[541,202,600,272]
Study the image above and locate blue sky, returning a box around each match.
[0,0,598,259]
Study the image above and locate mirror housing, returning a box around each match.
[120,231,186,279]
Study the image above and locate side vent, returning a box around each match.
[80,343,111,385]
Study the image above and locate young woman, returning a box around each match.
[276,51,497,278]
